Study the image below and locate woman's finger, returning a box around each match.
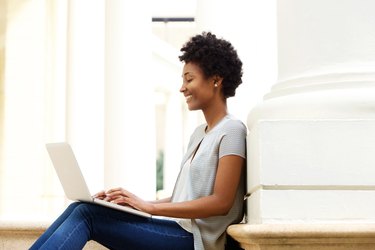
[93,190,106,199]
[111,196,129,205]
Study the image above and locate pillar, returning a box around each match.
[104,0,156,199]
[246,0,375,225]
[0,0,6,215]
[66,0,105,192]
[228,0,375,249]
[0,0,49,218]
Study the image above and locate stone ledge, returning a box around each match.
[227,223,375,250]
[0,220,107,249]
[0,219,49,232]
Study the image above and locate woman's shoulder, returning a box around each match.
[222,115,247,133]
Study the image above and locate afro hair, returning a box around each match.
[179,32,243,98]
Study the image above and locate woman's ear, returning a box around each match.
[213,76,223,87]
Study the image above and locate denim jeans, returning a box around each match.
[30,202,194,250]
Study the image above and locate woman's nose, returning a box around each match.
[180,84,186,93]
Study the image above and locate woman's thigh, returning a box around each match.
[80,203,194,250]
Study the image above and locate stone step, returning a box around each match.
[227,223,375,250]
[0,220,107,250]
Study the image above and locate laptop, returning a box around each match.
[45,142,152,218]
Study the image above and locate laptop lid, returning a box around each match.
[45,142,152,218]
[46,142,93,202]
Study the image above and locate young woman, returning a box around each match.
[30,31,246,250]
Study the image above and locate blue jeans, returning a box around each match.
[30,202,194,250]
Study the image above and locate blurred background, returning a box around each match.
[0,0,277,221]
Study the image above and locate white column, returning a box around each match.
[0,0,5,194]
[41,0,69,216]
[65,0,105,192]
[104,0,156,199]
[247,0,375,224]
[1,0,48,219]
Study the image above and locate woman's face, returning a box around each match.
[180,62,216,111]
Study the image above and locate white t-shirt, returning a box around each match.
[169,156,193,232]
[153,156,193,232]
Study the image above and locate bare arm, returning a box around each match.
[149,197,171,204]
[151,155,244,218]
[106,154,244,218]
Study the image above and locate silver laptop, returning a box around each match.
[45,142,152,218]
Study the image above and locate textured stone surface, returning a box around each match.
[227,223,375,250]
[0,221,107,250]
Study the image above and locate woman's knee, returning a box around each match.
[62,202,83,215]
[66,201,81,210]
[72,202,100,218]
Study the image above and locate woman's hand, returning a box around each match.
[104,187,155,214]
[92,190,107,200]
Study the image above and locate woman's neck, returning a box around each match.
[203,107,228,133]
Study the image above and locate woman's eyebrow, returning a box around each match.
[182,72,193,77]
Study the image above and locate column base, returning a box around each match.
[227,223,375,250]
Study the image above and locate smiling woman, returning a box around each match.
[30,31,247,250]
[0,1,261,249]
